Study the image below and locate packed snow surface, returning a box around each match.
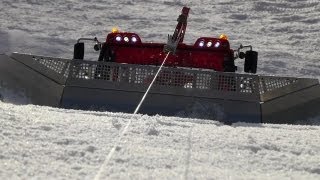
[0,0,320,179]
[1,102,320,179]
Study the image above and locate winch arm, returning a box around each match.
[163,6,190,54]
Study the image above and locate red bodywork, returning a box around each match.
[93,7,237,89]
[100,7,236,72]
[105,32,235,72]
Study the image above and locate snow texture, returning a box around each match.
[0,0,320,179]
[1,102,320,179]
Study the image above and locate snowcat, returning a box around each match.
[0,7,319,124]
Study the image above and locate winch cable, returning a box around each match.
[93,52,170,180]
[95,7,184,178]
[134,6,186,114]
[133,52,171,114]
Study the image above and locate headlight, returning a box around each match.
[124,36,129,42]
[131,36,137,43]
[207,41,212,47]
[115,36,122,42]
[199,40,205,47]
[214,41,220,48]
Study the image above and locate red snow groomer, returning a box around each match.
[74,7,258,75]
[1,7,319,125]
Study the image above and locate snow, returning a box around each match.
[1,102,320,179]
[0,0,320,179]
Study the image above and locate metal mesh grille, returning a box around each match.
[258,76,298,94]
[28,55,301,96]
[68,61,262,94]
[237,76,257,93]
[32,56,70,78]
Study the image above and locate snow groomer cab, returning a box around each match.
[73,7,258,74]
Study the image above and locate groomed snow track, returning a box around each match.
[0,53,319,124]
